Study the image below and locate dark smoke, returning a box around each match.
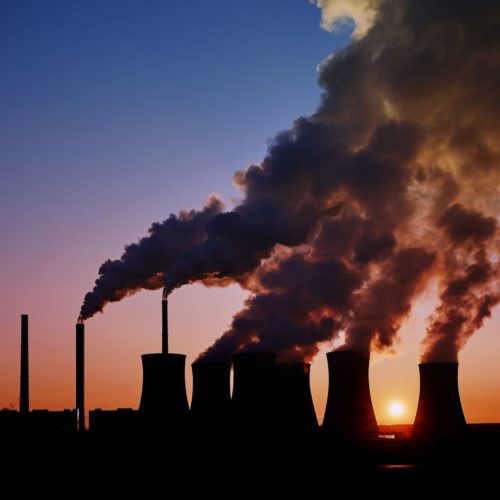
[79,196,223,321]
[82,0,500,364]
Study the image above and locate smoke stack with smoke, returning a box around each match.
[76,322,85,432]
[162,295,169,354]
[79,196,223,321]
[82,1,500,366]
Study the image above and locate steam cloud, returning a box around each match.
[82,0,500,363]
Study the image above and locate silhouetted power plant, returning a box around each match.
[322,351,378,440]
[20,314,29,415]
[413,362,468,440]
[3,306,479,448]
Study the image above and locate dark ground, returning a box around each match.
[1,425,500,495]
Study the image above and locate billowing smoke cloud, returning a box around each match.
[79,196,223,321]
[422,205,499,361]
[310,0,379,39]
[83,0,500,364]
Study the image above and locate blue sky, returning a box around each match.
[0,0,353,411]
[0,0,350,224]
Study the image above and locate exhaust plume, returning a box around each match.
[83,0,500,365]
[79,196,223,321]
[178,0,500,362]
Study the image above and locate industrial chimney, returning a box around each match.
[412,362,467,440]
[20,314,29,415]
[275,362,318,437]
[76,322,85,432]
[138,298,189,433]
[190,361,231,433]
[322,351,378,440]
[232,352,276,435]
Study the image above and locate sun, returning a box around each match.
[389,401,405,418]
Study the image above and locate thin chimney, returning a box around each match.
[20,314,29,415]
[76,322,85,432]
[162,298,168,354]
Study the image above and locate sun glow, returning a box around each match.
[389,401,405,418]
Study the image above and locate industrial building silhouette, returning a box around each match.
[0,308,474,445]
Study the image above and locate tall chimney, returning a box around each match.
[275,362,318,436]
[20,314,29,415]
[76,322,85,432]
[191,361,231,431]
[162,298,168,354]
[322,351,378,440]
[232,352,276,435]
[412,362,467,440]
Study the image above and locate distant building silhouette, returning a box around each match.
[89,408,139,434]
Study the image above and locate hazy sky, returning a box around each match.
[1,0,498,424]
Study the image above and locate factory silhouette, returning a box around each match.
[1,301,469,443]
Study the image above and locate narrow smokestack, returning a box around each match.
[232,352,276,435]
[76,322,85,432]
[162,298,168,354]
[412,362,467,440]
[191,361,231,432]
[20,314,29,415]
[138,353,189,432]
[275,363,318,436]
[322,351,378,440]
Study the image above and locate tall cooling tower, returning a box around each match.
[275,362,318,436]
[232,352,276,434]
[138,353,189,432]
[190,361,231,431]
[412,362,467,440]
[322,351,378,440]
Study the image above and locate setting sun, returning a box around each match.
[389,401,405,418]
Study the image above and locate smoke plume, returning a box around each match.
[82,0,500,364]
[79,196,223,321]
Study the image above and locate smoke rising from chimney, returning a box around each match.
[83,0,500,363]
[79,196,223,321]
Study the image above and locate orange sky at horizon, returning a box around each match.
[1,282,499,425]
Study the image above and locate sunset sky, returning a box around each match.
[1,0,499,425]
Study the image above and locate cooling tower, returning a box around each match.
[322,351,378,440]
[191,361,231,431]
[275,362,318,436]
[232,352,276,433]
[20,314,29,415]
[138,353,189,432]
[412,362,467,440]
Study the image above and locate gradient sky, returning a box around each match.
[1,0,499,425]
